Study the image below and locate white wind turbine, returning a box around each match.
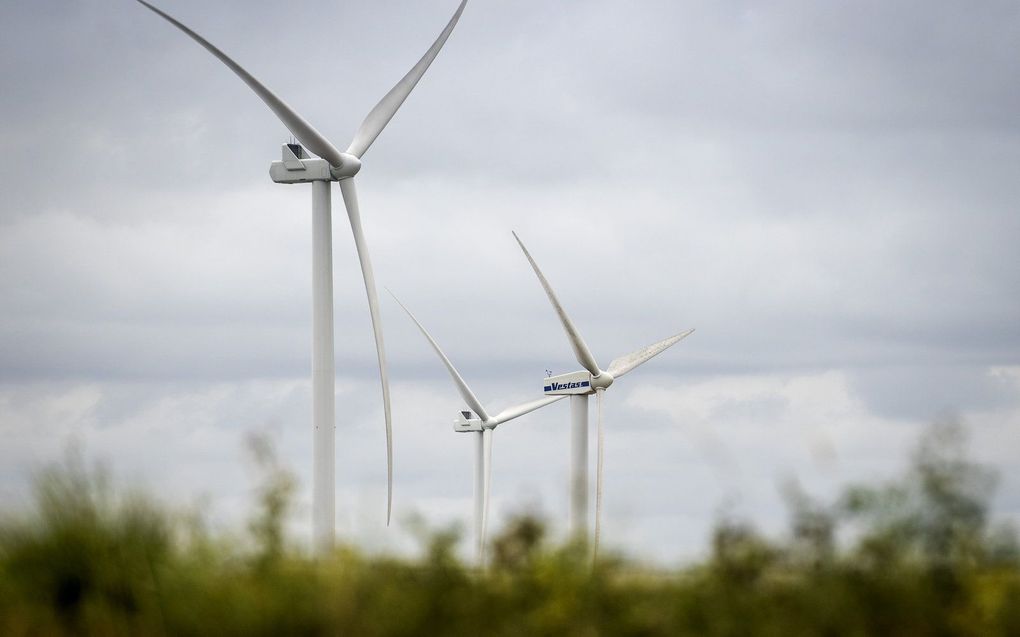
[391,294,565,563]
[513,232,694,555]
[135,0,468,551]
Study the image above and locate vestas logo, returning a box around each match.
[543,371,592,394]
[544,380,590,392]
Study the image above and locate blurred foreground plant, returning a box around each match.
[0,422,1018,636]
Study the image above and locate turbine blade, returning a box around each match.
[593,388,605,560]
[387,290,491,423]
[481,427,493,566]
[512,232,602,376]
[491,395,565,425]
[346,0,468,158]
[135,0,344,167]
[607,329,695,379]
[339,180,393,524]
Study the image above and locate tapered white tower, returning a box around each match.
[136,0,469,553]
[515,232,693,554]
[392,294,564,564]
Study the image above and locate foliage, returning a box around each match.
[1,422,1019,636]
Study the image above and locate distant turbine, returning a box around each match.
[135,0,469,552]
[391,293,564,563]
[513,232,694,556]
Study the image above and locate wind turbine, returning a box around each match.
[390,293,565,563]
[513,232,694,555]
[135,0,469,552]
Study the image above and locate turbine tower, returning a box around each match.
[135,0,469,552]
[391,294,564,563]
[513,232,694,555]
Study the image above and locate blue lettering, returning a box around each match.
[544,378,593,392]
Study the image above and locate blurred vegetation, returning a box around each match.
[2,421,1019,636]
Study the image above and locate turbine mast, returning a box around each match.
[569,394,589,542]
[310,180,336,554]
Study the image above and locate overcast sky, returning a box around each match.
[1,0,1018,563]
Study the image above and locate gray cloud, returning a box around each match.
[1,0,1019,559]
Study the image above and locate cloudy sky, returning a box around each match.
[1,0,1018,562]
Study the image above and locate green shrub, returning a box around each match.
[1,422,1018,636]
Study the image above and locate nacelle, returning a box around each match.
[543,370,593,395]
[269,143,333,183]
[268,143,362,183]
[453,410,484,433]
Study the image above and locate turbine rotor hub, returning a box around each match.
[590,371,614,391]
[330,153,363,180]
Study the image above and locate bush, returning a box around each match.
[1,422,1018,635]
